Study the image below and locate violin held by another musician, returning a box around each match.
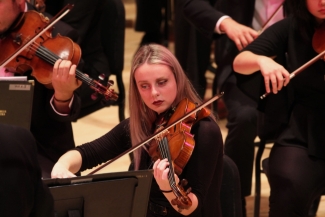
[0,8,117,101]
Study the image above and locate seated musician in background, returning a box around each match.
[0,123,54,217]
[52,44,224,217]
[0,0,82,178]
[233,0,325,216]
[45,0,117,113]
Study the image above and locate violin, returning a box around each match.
[149,98,211,175]
[147,98,210,210]
[0,9,118,101]
[260,20,325,99]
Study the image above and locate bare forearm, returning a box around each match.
[233,51,269,74]
[57,150,82,174]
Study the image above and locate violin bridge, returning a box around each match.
[155,129,169,142]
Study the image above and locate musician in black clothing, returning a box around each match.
[0,124,54,217]
[52,44,224,217]
[174,1,258,215]
[233,0,325,215]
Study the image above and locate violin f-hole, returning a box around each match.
[16,55,33,62]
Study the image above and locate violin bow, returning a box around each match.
[260,2,284,33]
[87,92,224,175]
[260,49,325,99]
[0,4,74,68]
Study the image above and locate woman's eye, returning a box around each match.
[140,84,149,89]
[158,80,167,86]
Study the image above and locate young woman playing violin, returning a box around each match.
[51,44,224,216]
[233,0,325,216]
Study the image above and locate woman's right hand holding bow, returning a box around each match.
[233,51,290,94]
[258,56,290,94]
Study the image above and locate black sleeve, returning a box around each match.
[50,18,81,43]
[76,118,132,171]
[181,117,224,214]
[177,0,225,39]
[0,124,54,217]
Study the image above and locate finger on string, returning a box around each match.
[53,59,62,74]
[69,64,77,76]
[162,168,170,179]
[158,159,169,171]
[153,159,161,170]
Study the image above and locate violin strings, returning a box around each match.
[19,37,94,85]
[158,137,182,197]
[34,44,93,84]
[28,42,114,96]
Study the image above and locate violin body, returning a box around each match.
[149,98,197,175]
[0,11,51,73]
[0,11,80,86]
[149,98,210,174]
[31,34,81,86]
[149,98,211,211]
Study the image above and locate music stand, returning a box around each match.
[0,79,34,129]
[43,170,153,217]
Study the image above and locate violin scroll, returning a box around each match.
[90,74,118,101]
[90,79,118,101]
[171,179,192,211]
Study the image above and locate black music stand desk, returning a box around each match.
[43,170,153,217]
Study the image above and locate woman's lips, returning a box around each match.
[153,100,163,106]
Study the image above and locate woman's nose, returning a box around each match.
[151,86,159,97]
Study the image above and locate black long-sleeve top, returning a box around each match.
[242,17,325,159]
[76,116,224,216]
[22,3,82,178]
[0,123,54,217]
[30,80,81,175]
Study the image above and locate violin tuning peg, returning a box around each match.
[107,80,114,86]
[186,187,192,195]
[181,179,188,186]
[98,73,106,81]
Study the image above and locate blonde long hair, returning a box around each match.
[129,44,203,169]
